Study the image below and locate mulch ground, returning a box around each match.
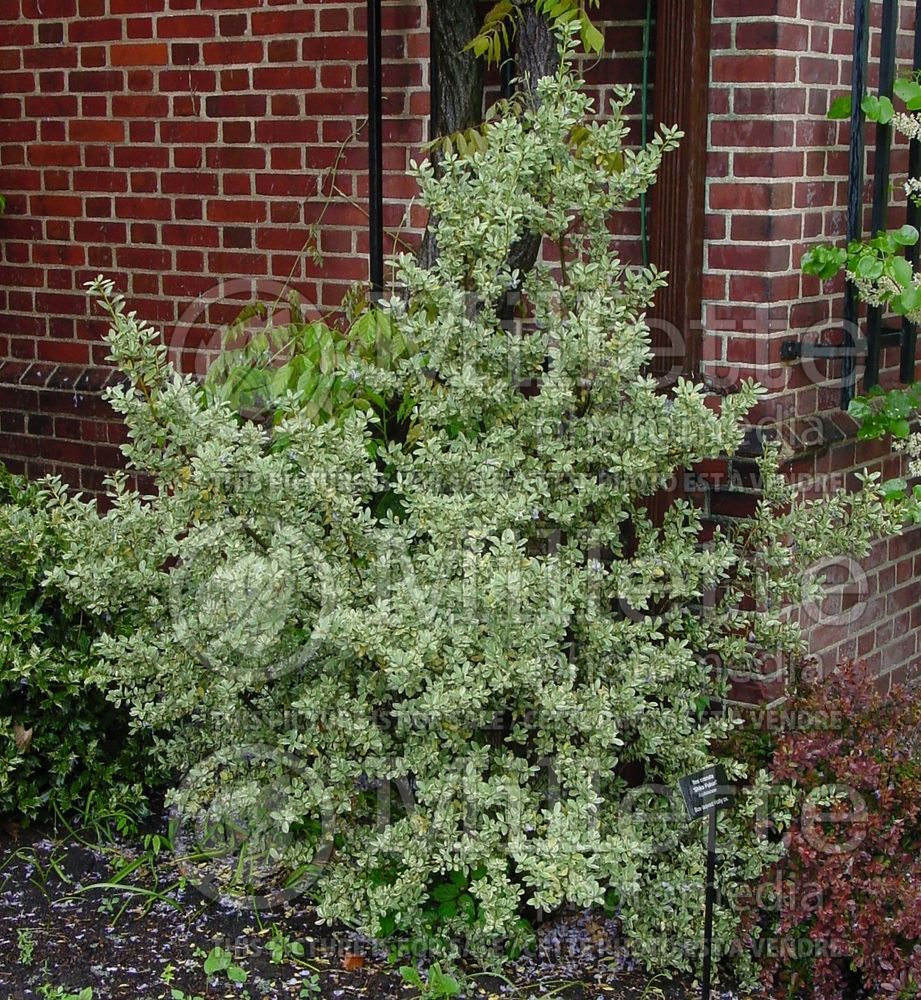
[0,823,744,1000]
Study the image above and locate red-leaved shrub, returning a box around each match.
[760,660,921,999]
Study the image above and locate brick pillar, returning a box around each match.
[703,0,921,700]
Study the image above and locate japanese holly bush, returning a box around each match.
[49,45,903,976]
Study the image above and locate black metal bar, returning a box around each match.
[865,0,900,390]
[783,343,862,360]
[901,0,921,383]
[701,809,717,1000]
[782,328,900,361]
[841,0,871,408]
[367,0,384,298]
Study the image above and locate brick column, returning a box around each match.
[703,0,921,699]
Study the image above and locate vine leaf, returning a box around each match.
[464,0,521,66]
[827,95,852,119]
[466,0,603,66]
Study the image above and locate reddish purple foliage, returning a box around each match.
[759,660,921,999]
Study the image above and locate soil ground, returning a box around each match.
[0,823,746,1000]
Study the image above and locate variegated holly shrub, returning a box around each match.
[47,44,904,981]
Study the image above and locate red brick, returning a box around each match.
[251,10,315,35]
[204,94,266,117]
[734,213,802,241]
[201,40,263,63]
[69,70,124,91]
[734,151,805,178]
[219,68,250,92]
[157,14,216,38]
[712,54,796,84]
[116,246,172,271]
[162,172,219,196]
[205,146,264,170]
[159,120,219,143]
[0,168,41,190]
[158,68,215,91]
[799,0,845,22]
[219,13,248,36]
[72,170,128,193]
[80,45,107,69]
[110,93,167,117]
[708,244,792,273]
[270,148,302,171]
[252,65,317,90]
[301,35,366,61]
[709,182,792,211]
[21,0,77,16]
[256,120,317,144]
[790,299,831,329]
[319,7,349,31]
[29,145,81,167]
[69,120,125,143]
[205,199,266,223]
[794,180,836,208]
[266,38,298,63]
[68,19,123,43]
[164,199,197,223]
[0,98,23,120]
[713,0,796,13]
[110,42,169,66]
[2,71,39,93]
[729,275,776,303]
[798,56,839,85]
[0,24,36,47]
[114,196,172,220]
[710,119,794,148]
[39,69,66,92]
[270,93,300,116]
[170,41,200,65]
[207,251,268,275]
[162,223,219,247]
[222,120,251,143]
[111,0,158,11]
[4,0,913,682]
[256,227,309,251]
[736,21,809,50]
[74,220,127,243]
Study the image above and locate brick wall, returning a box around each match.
[0,0,650,492]
[0,0,433,493]
[702,0,921,701]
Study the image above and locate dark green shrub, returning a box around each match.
[0,466,151,821]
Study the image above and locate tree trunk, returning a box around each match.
[515,5,560,99]
[507,6,559,282]
[428,0,485,137]
[420,1,559,280]
[420,0,483,267]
